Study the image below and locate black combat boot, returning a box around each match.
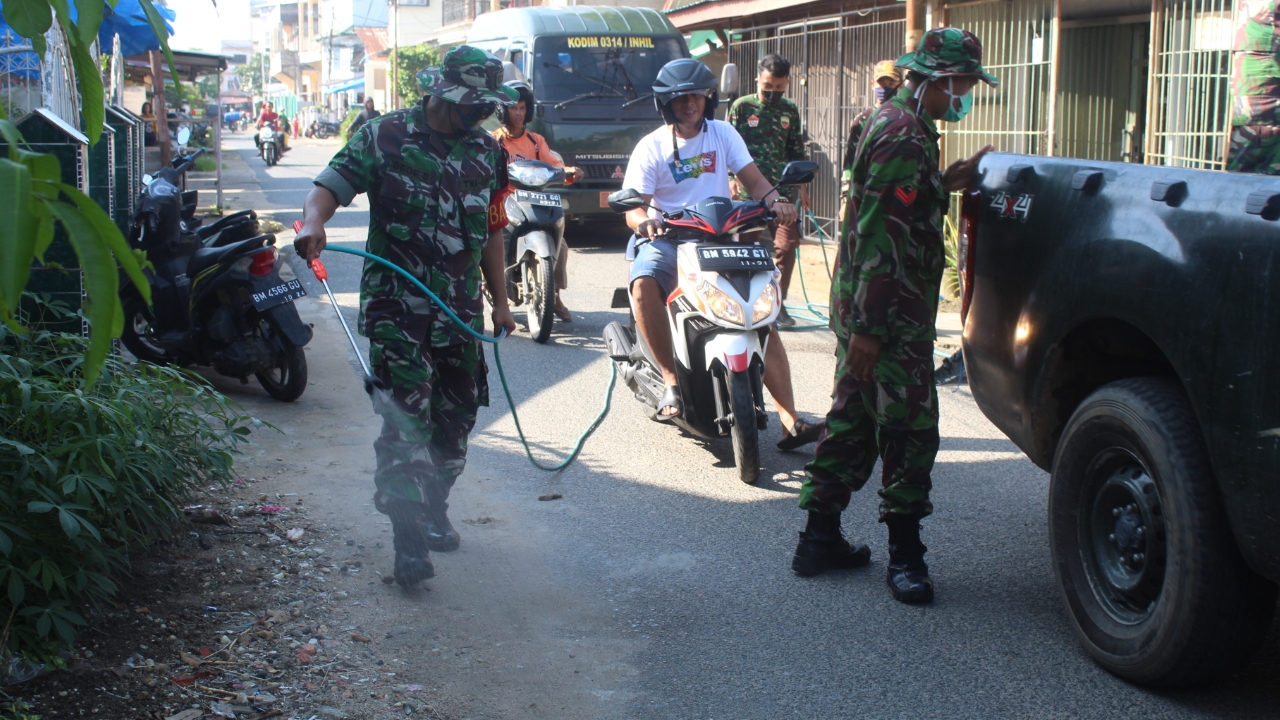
[422,485,460,553]
[388,504,434,587]
[885,513,933,604]
[792,511,871,577]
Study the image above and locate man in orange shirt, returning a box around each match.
[492,81,581,321]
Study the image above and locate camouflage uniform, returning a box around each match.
[1229,3,1280,174]
[727,93,806,258]
[313,47,517,515]
[800,29,997,520]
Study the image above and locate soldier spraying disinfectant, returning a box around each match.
[294,46,519,588]
[791,29,996,605]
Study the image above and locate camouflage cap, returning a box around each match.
[873,60,902,83]
[418,45,519,105]
[896,28,998,88]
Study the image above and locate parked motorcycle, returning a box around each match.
[503,160,567,343]
[119,148,312,401]
[305,120,340,139]
[256,121,284,166]
[602,160,816,484]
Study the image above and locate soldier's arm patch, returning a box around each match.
[894,186,918,206]
[488,186,512,232]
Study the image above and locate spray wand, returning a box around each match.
[297,221,385,394]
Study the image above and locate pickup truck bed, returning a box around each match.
[960,153,1280,686]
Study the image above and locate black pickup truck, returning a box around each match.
[958,153,1280,686]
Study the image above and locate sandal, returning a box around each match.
[778,418,825,450]
[652,385,683,423]
[554,303,573,322]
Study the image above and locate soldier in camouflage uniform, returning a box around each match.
[1228,2,1280,174]
[840,61,903,225]
[727,53,810,329]
[294,46,519,587]
[791,28,996,606]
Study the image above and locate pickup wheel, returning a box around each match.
[1049,377,1277,687]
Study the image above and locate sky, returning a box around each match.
[168,0,254,53]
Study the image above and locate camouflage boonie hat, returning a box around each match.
[418,45,519,105]
[897,28,999,88]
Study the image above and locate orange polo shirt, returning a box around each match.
[492,127,564,166]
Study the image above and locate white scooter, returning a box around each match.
[603,161,817,484]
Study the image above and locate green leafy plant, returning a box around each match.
[0,0,179,386]
[336,106,361,140]
[942,216,960,301]
[0,121,151,387]
[0,299,257,660]
[234,52,266,98]
[391,43,440,109]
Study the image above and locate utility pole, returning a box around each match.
[391,0,399,110]
[149,49,172,167]
[905,0,925,53]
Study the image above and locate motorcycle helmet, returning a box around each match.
[653,58,719,124]
[496,80,536,124]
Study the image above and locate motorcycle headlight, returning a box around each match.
[508,163,558,188]
[752,282,777,325]
[697,281,744,326]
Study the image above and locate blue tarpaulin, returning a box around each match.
[0,0,176,58]
[100,0,176,58]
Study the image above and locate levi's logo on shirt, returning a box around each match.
[668,150,717,183]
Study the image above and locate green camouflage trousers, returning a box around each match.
[1228,125,1280,175]
[800,340,940,519]
[368,323,489,512]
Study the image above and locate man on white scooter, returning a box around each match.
[623,58,824,450]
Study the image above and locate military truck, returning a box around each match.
[959,152,1280,686]
[467,6,690,227]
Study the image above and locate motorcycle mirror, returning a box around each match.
[177,126,192,146]
[719,63,739,97]
[778,160,818,186]
[607,188,647,214]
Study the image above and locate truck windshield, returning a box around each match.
[533,36,686,105]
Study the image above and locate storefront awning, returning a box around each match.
[324,76,365,94]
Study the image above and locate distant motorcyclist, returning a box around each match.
[257,101,279,128]
[492,80,581,321]
[621,58,823,450]
[256,101,288,154]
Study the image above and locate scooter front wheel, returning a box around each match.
[120,296,181,366]
[524,255,555,344]
[727,368,761,484]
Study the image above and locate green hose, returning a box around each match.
[779,209,835,330]
[324,245,616,472]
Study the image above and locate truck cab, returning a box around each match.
[467,6,689,227]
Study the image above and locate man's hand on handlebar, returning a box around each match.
[771,198,798,226]
[636,218,665,240]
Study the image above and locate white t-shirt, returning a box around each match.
[623,119,754,216]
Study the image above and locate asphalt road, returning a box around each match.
[225,132,1280,719]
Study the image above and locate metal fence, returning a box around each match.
[1146,0,1235,169]
[1057,21,1149,162]
[942,0,1054,164]
[729,7,905,239]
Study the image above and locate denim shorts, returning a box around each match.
[627,236,680,297]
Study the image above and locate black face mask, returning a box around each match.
[760,90,785,103]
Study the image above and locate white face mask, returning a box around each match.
[915,77,974,122]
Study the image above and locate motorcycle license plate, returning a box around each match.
[516,190,562,207]
[696,245,775,272]
[251,278,306,311]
